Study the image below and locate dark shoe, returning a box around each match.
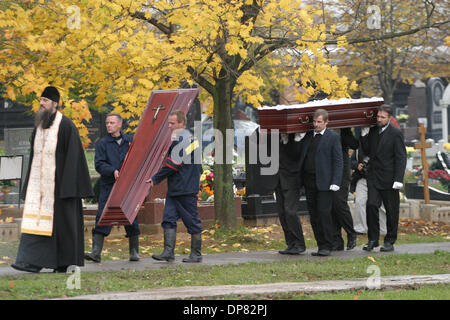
[152,228,176,262]
[182,233,203,263]
[279,246,306,255]
[84,233,104,263]
[311,249,331,256]
[53,266,68,273]
[362,240,379,252]
[331,243,344,251]
[129,235,140,261]
[347,234,357,250]
[11,262,42,273]
[380,242,394,252]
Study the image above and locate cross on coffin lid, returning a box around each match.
[257,97,384,133]
[97,88,199,226]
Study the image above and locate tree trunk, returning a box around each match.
[211,76,237,229]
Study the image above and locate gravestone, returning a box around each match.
[404,80,427,141]
[4,127,33,184]
[426,77,446,141]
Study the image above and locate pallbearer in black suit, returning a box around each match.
[299,109,343,256]
[360,105,407,252]
[273,133,306,255]
[331,128,359,251]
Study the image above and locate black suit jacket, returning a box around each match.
[360,123,407,190]
[266,133,303,191]
[299,128,343,191]
[340,128,359,185]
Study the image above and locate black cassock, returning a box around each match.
[15,114,93,269]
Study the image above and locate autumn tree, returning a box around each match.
[314,0,449,104]
[0,0,360,228]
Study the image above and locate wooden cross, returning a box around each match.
[414,123,432,204]
[152,104,165,123]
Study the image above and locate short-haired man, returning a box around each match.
[146,110,203,263]
[360,105,406,252]
[298,109,343,256]
[12,86,93,273]
[85,113,140,262]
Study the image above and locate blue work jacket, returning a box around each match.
[95,133,132,185]
[152,130,202,196]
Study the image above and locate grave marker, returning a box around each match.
[414,123,432,204]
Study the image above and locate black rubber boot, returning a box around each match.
[129,235,140,261]
[182,233,202,263]
[84,233,104,263]
[152,228,176,262]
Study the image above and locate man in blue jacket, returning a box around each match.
[146,110,203,263]
[299,109,343,256]
[85,113,140,262]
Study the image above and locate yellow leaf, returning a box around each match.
[232,243,241,248]
[111,257,120,260]
[368,256,376,263]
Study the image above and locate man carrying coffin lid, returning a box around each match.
[85,113,140,263]
[12,86,93,273]
[146,110,203,263]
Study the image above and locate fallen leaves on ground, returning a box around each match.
[398,218,449,236]
[74,218,448,260]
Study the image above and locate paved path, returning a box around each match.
[61,274,450,300]
[1,242,448,277]
[1,242,448,300]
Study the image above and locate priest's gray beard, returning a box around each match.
[35,108,54,129]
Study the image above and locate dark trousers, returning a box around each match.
[162,194,202,235]
[304,173,334,251]
[274,183,306,249]
[331,177,356,246]
[93,183,140,237]
[366,185,400,244]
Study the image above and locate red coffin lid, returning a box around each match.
[98,88,199,226]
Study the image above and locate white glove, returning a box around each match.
[280,133,288,144]
[294,132,305,141]
[392,182,403,189]
[329,184,340,191]
[361,126,370,137]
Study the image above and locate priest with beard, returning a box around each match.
[11,86,93,273]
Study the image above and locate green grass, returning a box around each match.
[0,251,448,300]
